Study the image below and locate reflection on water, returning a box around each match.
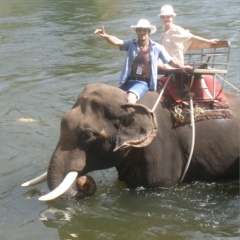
[0,0,239,239]
[36,181,239,240]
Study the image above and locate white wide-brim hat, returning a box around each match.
[158,5,176,16]
[130,19,156,34]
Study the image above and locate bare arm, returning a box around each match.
[168,60,192,73]
[94,25,124,47]
[191,34,219,44]
[158,59,192,74]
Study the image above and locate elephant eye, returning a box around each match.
[79,129,97,143]
[80,129,93,140]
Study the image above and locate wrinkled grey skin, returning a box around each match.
[47,83,239,199]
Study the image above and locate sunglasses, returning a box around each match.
[136,28,149,33]
[160,15,173,18]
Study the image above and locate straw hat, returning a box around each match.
[158,5,176,17]
[130,19,156,34]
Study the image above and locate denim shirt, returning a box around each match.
[119,39,172,91]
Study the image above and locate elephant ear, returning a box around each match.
[114,104,158,151]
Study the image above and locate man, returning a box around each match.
[94,19,191,103]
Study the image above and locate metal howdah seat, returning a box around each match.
[184,40,231,100]
[157,40,231,102]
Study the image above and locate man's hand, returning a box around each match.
[181,65,193,71]
[165,59,193,74]
[94,25,123,47]
[94,25,106,37]
[180,65,193,74]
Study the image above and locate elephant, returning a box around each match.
[22,83,239,201]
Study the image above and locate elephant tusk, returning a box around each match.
[38,171,78,201]
[21,171,48,187]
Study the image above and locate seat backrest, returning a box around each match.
[184,40,231,100]
[184,40,231,71]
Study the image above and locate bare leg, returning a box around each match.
[127,92,138,103]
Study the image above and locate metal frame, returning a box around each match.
[184,40,231,100]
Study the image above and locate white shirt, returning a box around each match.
[160,25,193,65]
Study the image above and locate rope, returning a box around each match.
[216,74,240,92]
[174,105,185,120]
[150,74,195,183]
[151,74,172,113]
[150,74,196,183]
[179,94,196,183]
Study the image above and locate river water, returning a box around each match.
[0,0,239,239]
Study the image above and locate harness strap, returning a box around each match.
[151,74,172,113]
[151,73,196,184]
[179,94,195,183]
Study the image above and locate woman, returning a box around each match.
[157,5,226,103]
[158,5,219,65]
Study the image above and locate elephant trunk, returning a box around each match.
[39,147,96,201]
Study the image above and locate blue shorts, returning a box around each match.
[119,80,149,100]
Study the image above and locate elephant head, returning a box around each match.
[22,83,157,200]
